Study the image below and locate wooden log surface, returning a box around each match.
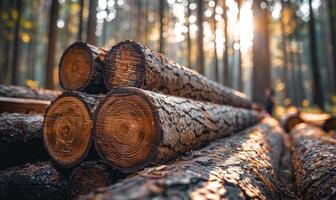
[59,42,107,94]
[83,118,293,200]
[322,117,336,133]
[43,91,101,168]
[0,113,48,169]
[104,40,252,109]
[0,84,60,101]
[0,162,68,200]
[94,87,263,172]
[0,97,50,114]
[291,123,336,200]
[68,161,127,200]
[299,112,331,127]
[280,113,304,132]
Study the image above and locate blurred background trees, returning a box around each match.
[0,0,335,113]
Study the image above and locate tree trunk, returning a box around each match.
[84,118,293,200]
[87,0,97,45]
[59,42,107,94]
[11,0,22,85]
[187,0,192,69]
[328,0,336,94]
[291,123,336,200]
[280,1,289,99]
[45,0,59,89]
[104,40,253,109]
[213,0,219,82]
[43,91,101,168]
[0,113,48,169]
[159,0,165,53]
[252,0,271,104]
[94,87,263,172]
[308,0,324,108]
[223,0,229,86]
[0,84,60,100]
[78,0,84,41]
[236,0,243,91]
[0,162,68,200]
[0,97,50,114]
[68,161,127,200]
[196,0,204,75]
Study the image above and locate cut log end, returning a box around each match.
[323,117,336,132]
[104,40,145,89]
[282,114,304,132]
[59,42,94,91]
[94,88,160,172]
[43,95,92,167]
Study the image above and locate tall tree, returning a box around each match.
[252,0,271,104]
[45,0,59,89]
[78,0,84,41]
[11,0,23,85]
[159,0,165,53]
[144,0,149,44]
[87,0,97,45]
[212,0,219,81]
[136,0,142,43]
[308,0,323,108]
[236,0,242,91]
[222,0,229,86]
[196,0,204,75]
[280,1,289,99]
[327,0,336,94]
[186,0,192,68]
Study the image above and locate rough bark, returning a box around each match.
[0,162,68,200]
[68,161,127,200]
[94,87,263,172]
[0,97,50,114]
[280,113,304,132]
[0,113,49,169]
[104,40,253,109]
[159,0,165,53]
[59,42,107,94]
[0,84,60,100]
[291,123,336,200]
[84,118,293,200]
[43,91,102,168]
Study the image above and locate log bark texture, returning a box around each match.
[0,162,68,200]
[0,97,50,114]
[43,91,101,168]
[84,118,293,200]
[0,113,48,169]
[0,84,60,100]
[59,42,107,94]
[68,161,127,200]
[94,87,263,172]
[104,40,252,109]
[291,123,336,200]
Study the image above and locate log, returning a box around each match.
[280,113,304,132]
[0,97,50,114]
[0,84,60,100]
[68,161,127,200]
[104,40,252,109]
[82,118,293,200]
[0,112,48,169]
[0,162,68,200]
[299,112,331,127]
[43,91,101,168]
[94,87,263,172]
[59,42,107,94]
[322,117,336,133]
[291,123,336,200]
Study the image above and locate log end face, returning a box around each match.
[323,117,336,132]
[43,95,93,167]
[59,42,94,91]
[104,40,145,89]
[94,88,160,172]
[284,115,304,132]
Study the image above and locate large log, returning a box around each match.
[43,91,101,168]
[68,161,127,200]
[0,84,60,100]
[104,40,252,109]
[0,97,50,114]
[59,42,107,94]
[94,87,263,172]
[291,123,336,200]
[0,162,68,200]
[0,113,48,169]
[83,118,293,200]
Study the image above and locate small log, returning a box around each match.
[0,113,48,169]
[94,87,263,172]
[0,84,60,100]
[299,112,331,127]
[280,113,304,132]
[43,91,101,168]
[291,123,336,200]
[59,42,107,94]
[82,118,293,200]
[0,162,68,200]
[68,161,127,200]
[0,97,50,114]
[104,40,252,109]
